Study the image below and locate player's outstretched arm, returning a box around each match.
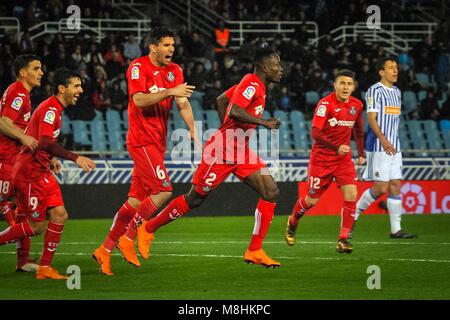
[0,116,38,151]
[132,83,195,108]
[228,105,280,129]
[367,112,396,155]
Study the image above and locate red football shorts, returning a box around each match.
[193,151,266,196]
[0,161,15,206]
[307,158,357,198]
[15,172,64,222]
[127,144,172,201]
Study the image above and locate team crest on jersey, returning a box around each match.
[162,179,171,187]
[317,105,326,117]
[309,188,316,195]
[11,97,23,110]
[131,66,140,80]
[242,86,256,100]
[31,211,40,219]
[349,106,356,115]
[44,110,56,124]
[202,186,211,193]
[167,71,175,82]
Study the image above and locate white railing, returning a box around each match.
[314,24,409,55]
[228,21,318,49]
[0,17,20,43]
[354,22,438,44]
[28,19,152,43]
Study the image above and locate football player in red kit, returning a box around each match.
[285,69,365,253]
[92,27,197,275]
[0,54,41,272]
[0,68,96,279]
[140,46,283,267]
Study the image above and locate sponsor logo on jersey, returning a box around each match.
[11,97,23,110]
[162,179,171,187]
[131,66,140,80]
[242,86,256,100]
[149,84,167,93]
[384,106,401,115]
[349,106,356,115]
[23,111,31,122]
[53,128,60,138]
[328,118,355,127]
[254,105,263,115]
[44,110,56,124]
[167,71,175,82]
[317,105,327,117]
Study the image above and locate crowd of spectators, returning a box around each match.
[0,0,449,123]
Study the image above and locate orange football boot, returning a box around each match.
[243,249,281,268]
[92,245,113,276]
[137,221,154,260]
[117,236,141,267]
[36,266,68,280]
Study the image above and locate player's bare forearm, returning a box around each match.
[0,116,26,141]
[367,112,388,142]
[132,91,171,108]
[216,92,229,124]
[176,98,195,132]
[228,105,265,126]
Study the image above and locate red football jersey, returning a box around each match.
[0,81,31,162]
[204,74,266,162]
[310,92,363,164]
[126,56,184,150]
[14,96,63,178]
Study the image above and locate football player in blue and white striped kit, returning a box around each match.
[353,57,416,239]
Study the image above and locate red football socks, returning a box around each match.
[248,199,276,251]
[103,202,137,252]
[339,201,356,240]
[15,211,31,267]
[289,197,310,227]
[0,222,34,245]
[124,197,159,240]
[145,195,190,233]
[40,221,64,267]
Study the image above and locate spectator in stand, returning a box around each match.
[123,35,142,60]
[186,32,208,60]
[71,45,83,64]
[92,81,111,115]
[26,0,43,28]
[105,52,125,79]
[213,20,230,68]
[19,31,34,53]
[203,79,223,110]
[110,72,128,95]
[419,90,440,121]
[189,62,208,88]
[104,44,125,66]
[277,85,292,112]
[110,82,127,112]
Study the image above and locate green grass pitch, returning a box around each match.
[0,214,449,300]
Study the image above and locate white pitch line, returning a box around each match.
[14,240,450,246]
[0,251,450,263]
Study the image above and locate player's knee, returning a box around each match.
[49,207,68,224]
[262,186,279,202]
[344,191,358,202]
[373,185,388,196]
[29,221,46,234]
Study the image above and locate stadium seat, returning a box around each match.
[205,110,221,130]
[305,91,320,106]
[90,116,108,152]
[417,90,427,102]
[190,99,203,113]
[72,120,91,147]
[61,112,72,135]
[361,111,369,132]
[440,119,450,133]
[122,109,129,130]
[106,109,125,153]
[403,90,418,115]
[423,120,443,156]
[290,110,305,123]
[274,110,292,155]
[190,91,203,105]
[415,73,431,89]
[407,120,427,156]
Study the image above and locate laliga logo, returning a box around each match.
[401,183,426,214]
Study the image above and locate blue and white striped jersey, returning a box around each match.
[365,82,402,152]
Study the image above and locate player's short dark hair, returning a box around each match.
[13,54,41,78]
[52,68,81,95]
[147,27,175,46]
[335,69,355,80]
[376,57,397,72]
[253,43,277,66]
